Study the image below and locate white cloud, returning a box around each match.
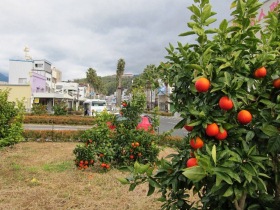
[0,0,233,80]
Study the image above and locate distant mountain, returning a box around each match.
[0,72,8,82]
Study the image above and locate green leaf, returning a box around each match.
[186,64,203,71]
[174,118,186,129]
[246,131,255,141]
[224,72,232,86]
[223,186,233,197]
[259,99,275,108]
[212,145,216,165]
[138,164,150,174]
[205,18,216,26]
[188,120,202,127]
[179,31,196,36]
[148,177,161,188]
[219,19,228,32]
[201,4,211,22]
[260,125,279,137]
[218,62,231,71]
[117,177,129,184]
[188,5,200,17]
[147,184,155,196]
[129,183,137,191]
[182,166,206,182]
[215,171,233,185]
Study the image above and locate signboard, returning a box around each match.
[34,98,39,103]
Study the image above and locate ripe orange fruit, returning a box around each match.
[219,96,233,110]
[135,142,140,147]
[184,125,194,131]
[254,66,267,78]
[106,164,110,169]
[190,137,204,149]
[195,77,210,92]
[131,143,135,147]
[237,110,252,124]
[215,129,228,140]
[273,78,280,89]
[206,123,219,136]
[84,160,89,165]
[101,163,106,168]
[186,158,198,168]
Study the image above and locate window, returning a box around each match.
[18,78,27,84]
[35,64,43,68]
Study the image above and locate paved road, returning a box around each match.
[158,116,188,137]
[23,116,188,137]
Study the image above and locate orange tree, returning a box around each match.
[120,0,280,209]
[73,87,160,170]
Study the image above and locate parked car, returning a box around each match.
[107,114,153,131]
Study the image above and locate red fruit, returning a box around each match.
[105,164,110,169]
[273,78,280,89]
[195,77,210,92]
[215,129,228,140]
[186,158,198,168]
[219,96,234,110]
[206,123,219,136]
[129,155,134,159]
[84,160,89,165]
[237,110,252,124]
[254,66,267,78]
[190,137,204,149]
[184,125,193,131]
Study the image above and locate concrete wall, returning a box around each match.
[0,84,32,111]
[9,59,33,84]
[30,72,46,93]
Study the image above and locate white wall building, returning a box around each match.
[9,59,53,92]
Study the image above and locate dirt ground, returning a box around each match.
[0,142,178,210]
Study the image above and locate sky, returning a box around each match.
[0,0,235,81]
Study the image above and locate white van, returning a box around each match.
[83,99,107,116]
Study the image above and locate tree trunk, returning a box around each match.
[117,79,122,107]
[234,193,247,210]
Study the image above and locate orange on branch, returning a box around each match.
[195,77,210,92]
[219,96,233,111]
[190,137,204,149]
[206,123,219,136]
[237,110,252,124]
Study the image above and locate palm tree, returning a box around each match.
[142,64,160,110]
[116,58,125,107]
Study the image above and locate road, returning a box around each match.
[23,116,189,137]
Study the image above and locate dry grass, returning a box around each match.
[0,142,179,210]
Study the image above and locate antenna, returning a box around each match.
[23,46,32,60]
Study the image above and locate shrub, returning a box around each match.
[53,101,68,116]
[31,104,47,115]
[0,89,25,147]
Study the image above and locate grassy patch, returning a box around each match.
[0,142,168,210]
[42,161,73,172]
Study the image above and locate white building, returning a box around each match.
[9,59,53,92]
